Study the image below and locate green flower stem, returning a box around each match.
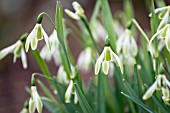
[80,16,100,53]
[132,19,149,43]
[38,12,56,30]
[31,50,54,85]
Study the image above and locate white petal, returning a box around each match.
[111,51,123,74]
[31,38,38,50]
[142,81,157,100]
[65,80,74,103]
[157,12,169,31]
[53,49,61,65]
[123,34,131,56]
[72,2,84,14]
[0,44,16,60]
[162,87,169,99]
[149,28,165,47]
[21,48,27,69]
[29,98,35,113]
[130,37,138,57]
[64,9,80,20]
[158,39,165,51]
[95,50,105,75]
[165,27,170,52]
[74,91,78,104]
[41,26,51,50]
[102,61,109,75]
[25,24,37,52]
[108,62,114,77]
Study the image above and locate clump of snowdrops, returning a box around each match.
[0,0,170,113]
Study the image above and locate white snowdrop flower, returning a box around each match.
[65,80,74,103]
[116,29,138,57]
[77,47,92,71]
[149,24,170,52]
[57,65,69,85]
[40,30,61,65]
[25,23,51,52]
[143,74,170,106]
[95,45,123,75]
[29,86,43,113]
[149,6,170,31]
[0,40,27,69]
[91,20,107,42]
[64,2,84,20]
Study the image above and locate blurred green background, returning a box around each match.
[0,0,169,112]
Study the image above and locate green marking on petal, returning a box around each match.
[161,26,168,38]
[37,25,42,40]
[105,48,111,61]
[31,38,38,50]
[159,8,168,19]
[95,61,101,75]
[38,99,43,113]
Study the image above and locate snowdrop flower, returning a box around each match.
[149,6,170,31]
[65,80,78,104]
[149,24,170,52]
[143,74,170,105]
[77,47,92,71]
[64,2,84,20]
[25,23,51,52]
[29,86,43,113]
[113,19,124,37]
[91,20,107,42]
[0,40,27,69]
[95,38,123,75]
[40,30,61,65]
[57,65,69,85]
[116,29,138,57]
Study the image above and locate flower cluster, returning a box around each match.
[0,40,27,69]
[149,6,170,52]
[143,74,170,105]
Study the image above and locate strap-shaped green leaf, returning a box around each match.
[74,83,94,113]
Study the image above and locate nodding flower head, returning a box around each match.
[25,23,51,52]
[116,29,138,58]
[40,30,61,66]
[65,80,78,104]
[0,40,27,69]
[149,24,170,53]
[149,6,170,31]
[57,65,69,85]
[77,47,92,72]
[29,86,43,113]
[95,37,123,75]
[64,2,84,20]
[143,74,170,105]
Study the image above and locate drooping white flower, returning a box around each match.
[143,74,170,105]
[57,65,69,85]
[29,86,43,113]
[77,47,92,71]
[91,20,107,42]
[149,6,170,31]
[65,80,78,104]
[116,29,138,57]
[95,46,123,75]
[40,30,61,65]
[0,40,27,69]
[25,23,51,52]
[149,24,170,52]
[64,2,84,20]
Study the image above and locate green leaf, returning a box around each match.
[124,0,134,22]
[90,0,101,24]
[121,92,156,113]
[101,0,116,51]
[74,83,94,113]
[97,72,105,113]
[134,64,142,97]
[41,97,61,113]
